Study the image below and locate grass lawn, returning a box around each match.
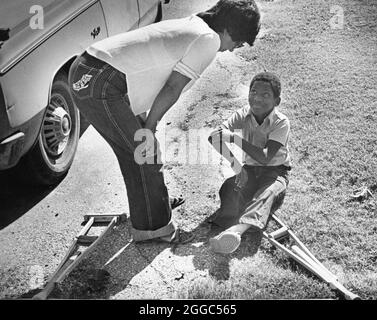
[176,0,377,299]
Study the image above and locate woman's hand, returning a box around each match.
[134,128,161,164]
[142,135,160,159]
[234,166,248,191]
[136,112,147,127]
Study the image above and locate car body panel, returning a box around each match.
[0,0,57,30]
[0,0,101,75]
[99,0,140,35]
[137,0,161,28]
[0,109,44,169]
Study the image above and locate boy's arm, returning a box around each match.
[208,126,243,173]
[208,105,251,172]
[210,127,283,166]
[239,138,283,165]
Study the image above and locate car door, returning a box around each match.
[99,0,141,36]
[137,0,161,28]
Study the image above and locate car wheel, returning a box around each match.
[22,71,80,186]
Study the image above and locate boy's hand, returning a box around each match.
[209,127,233,144]
[219,128,234,142]
[234,166,248,191]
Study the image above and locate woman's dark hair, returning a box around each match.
[0,28,10,41]
[197,0,261,46]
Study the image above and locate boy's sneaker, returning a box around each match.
[172,229,195,244]
[209,231,241,254]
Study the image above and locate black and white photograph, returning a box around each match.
[0,0,376,305]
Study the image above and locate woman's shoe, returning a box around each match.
[209,231,241,254]
[157,228,194,244]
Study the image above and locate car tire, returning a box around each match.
[21,71,80,186]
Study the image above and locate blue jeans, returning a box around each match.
[68,52,176,241]
[212,165,289,230]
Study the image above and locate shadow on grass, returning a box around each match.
[170,208,344,299]
[170,211,263,283]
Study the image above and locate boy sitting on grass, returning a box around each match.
[208,72,292,254]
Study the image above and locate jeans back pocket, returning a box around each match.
[70,63,98,99]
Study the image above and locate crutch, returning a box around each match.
[263,214,360,300]
[33,212,127,300]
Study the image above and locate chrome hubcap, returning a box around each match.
[42,95,72,157]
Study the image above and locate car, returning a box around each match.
[0,0,169,186]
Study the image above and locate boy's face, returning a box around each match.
[248,80,280,119]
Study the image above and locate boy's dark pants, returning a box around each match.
[68,52,175,242]
[212,165,289,230]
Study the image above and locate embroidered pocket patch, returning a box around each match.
[72,74,93,91]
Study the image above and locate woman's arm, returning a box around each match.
[144,71,191,133]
